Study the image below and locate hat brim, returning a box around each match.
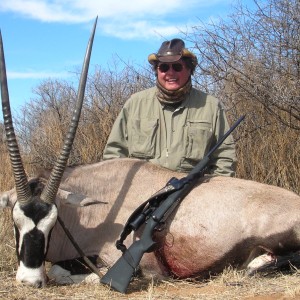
[148,49,197,65]
[148,53,181,64]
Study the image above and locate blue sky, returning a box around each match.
[0,0,254,114]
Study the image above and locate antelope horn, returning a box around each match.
[41,17,98,204]
[0,30,32,205]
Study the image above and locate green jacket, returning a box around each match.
[103,87,237,176]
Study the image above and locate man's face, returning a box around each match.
[157,60,191,91]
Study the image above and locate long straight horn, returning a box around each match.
[0,30,32,205]
[41,17,98,204]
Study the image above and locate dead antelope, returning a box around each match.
[1,21,300,289]
[2,158,300,287]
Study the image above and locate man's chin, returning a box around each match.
[164,84,180,90]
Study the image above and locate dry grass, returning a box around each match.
[234,109,300,195]
[1,260,300,299]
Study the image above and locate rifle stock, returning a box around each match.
[101,115,245,293]
[100,217,157,293]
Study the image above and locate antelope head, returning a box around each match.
[0,18,97,287]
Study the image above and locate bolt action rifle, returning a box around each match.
[101,115,245,293]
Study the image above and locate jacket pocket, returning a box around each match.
[129,118,158,159]
[185,120,213,160]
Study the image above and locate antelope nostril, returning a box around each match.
[21,279,43,288]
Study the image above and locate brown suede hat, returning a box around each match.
[148,38,197,65]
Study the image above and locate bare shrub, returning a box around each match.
[234,104,300,194]
[14,62,154,169]
[186,0,300,193]
[189,0,300,126]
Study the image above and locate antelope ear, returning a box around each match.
[0,193,8,208]
[0,189,17,208]
[56,188,107,207]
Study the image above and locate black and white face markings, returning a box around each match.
[13,199,58,287]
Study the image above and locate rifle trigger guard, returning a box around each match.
[155,221,166,232]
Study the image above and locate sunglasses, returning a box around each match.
[157,63,184,73]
